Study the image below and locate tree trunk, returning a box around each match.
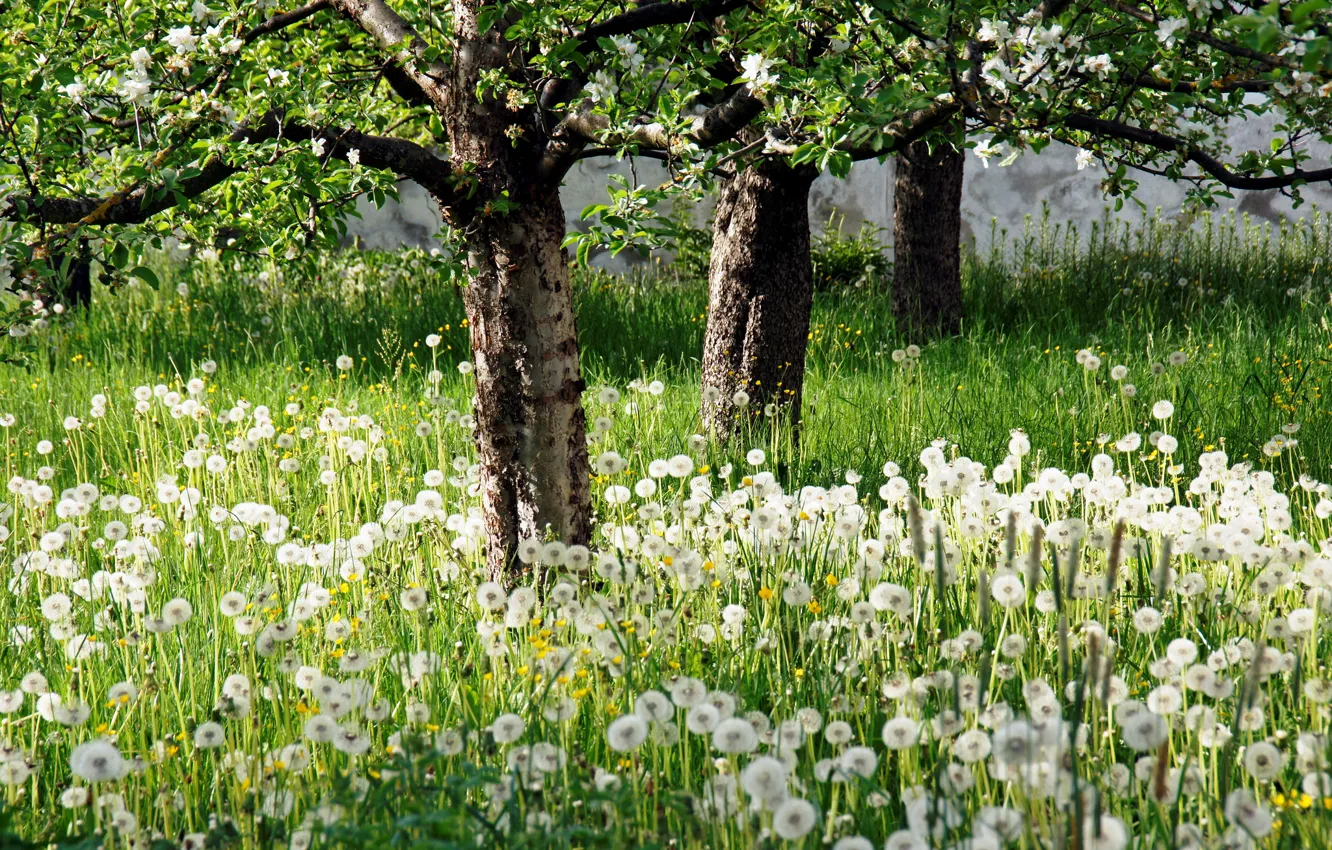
[432,3,593,581]
[458,186,592,581]
[892,139,964,334]
[700,161,817,439]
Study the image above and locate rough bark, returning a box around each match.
[892,139,964,334]
[441,2,592,581]
[700,161,817,438]
[457,187,591,581]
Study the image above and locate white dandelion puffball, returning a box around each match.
[771,797,818,840]
[490,712,525,744]
[740,756,787,801]
[606,715,649,752]
[69,739,124,782]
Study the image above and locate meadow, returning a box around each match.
[0,208,1329,849]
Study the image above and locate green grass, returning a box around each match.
[15,206,1330,478]
[0,208,1328,850]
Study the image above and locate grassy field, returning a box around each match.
[0,209,1329,849]
[15,209,1331,476]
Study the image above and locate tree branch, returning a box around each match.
[1118,74,1273,94]
[244,0,331,43]
[2,114,448,226]
[328,0,450,112]
[292,120,450,193]
[846,101,962,161]
[579,0,749,44]
[1063,113,1332,190]
[690,87,765,147]
[1036,0,1078,19]
[540,0,749,111]
[1105,0,1298,70]
[538,85,763,180]
[380,62,431,107]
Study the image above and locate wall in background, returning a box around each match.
[344,129,1332,265]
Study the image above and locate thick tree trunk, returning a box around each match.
[892,139,964,334]
[435,3,593,582]
[700,161,817,438]
[459,186,592,581]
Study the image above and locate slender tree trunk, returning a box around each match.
[456,185,592,581]
[892,139,964,334]
[700,161,817,438]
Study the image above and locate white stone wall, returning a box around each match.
[345,124,1332,265]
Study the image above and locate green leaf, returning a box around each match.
[476,5,504,35]
[109,242,129,269]
[1290,0,1328,25]
[791,143,821,166]
[128,266,160,289]
[824,149,853,180]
